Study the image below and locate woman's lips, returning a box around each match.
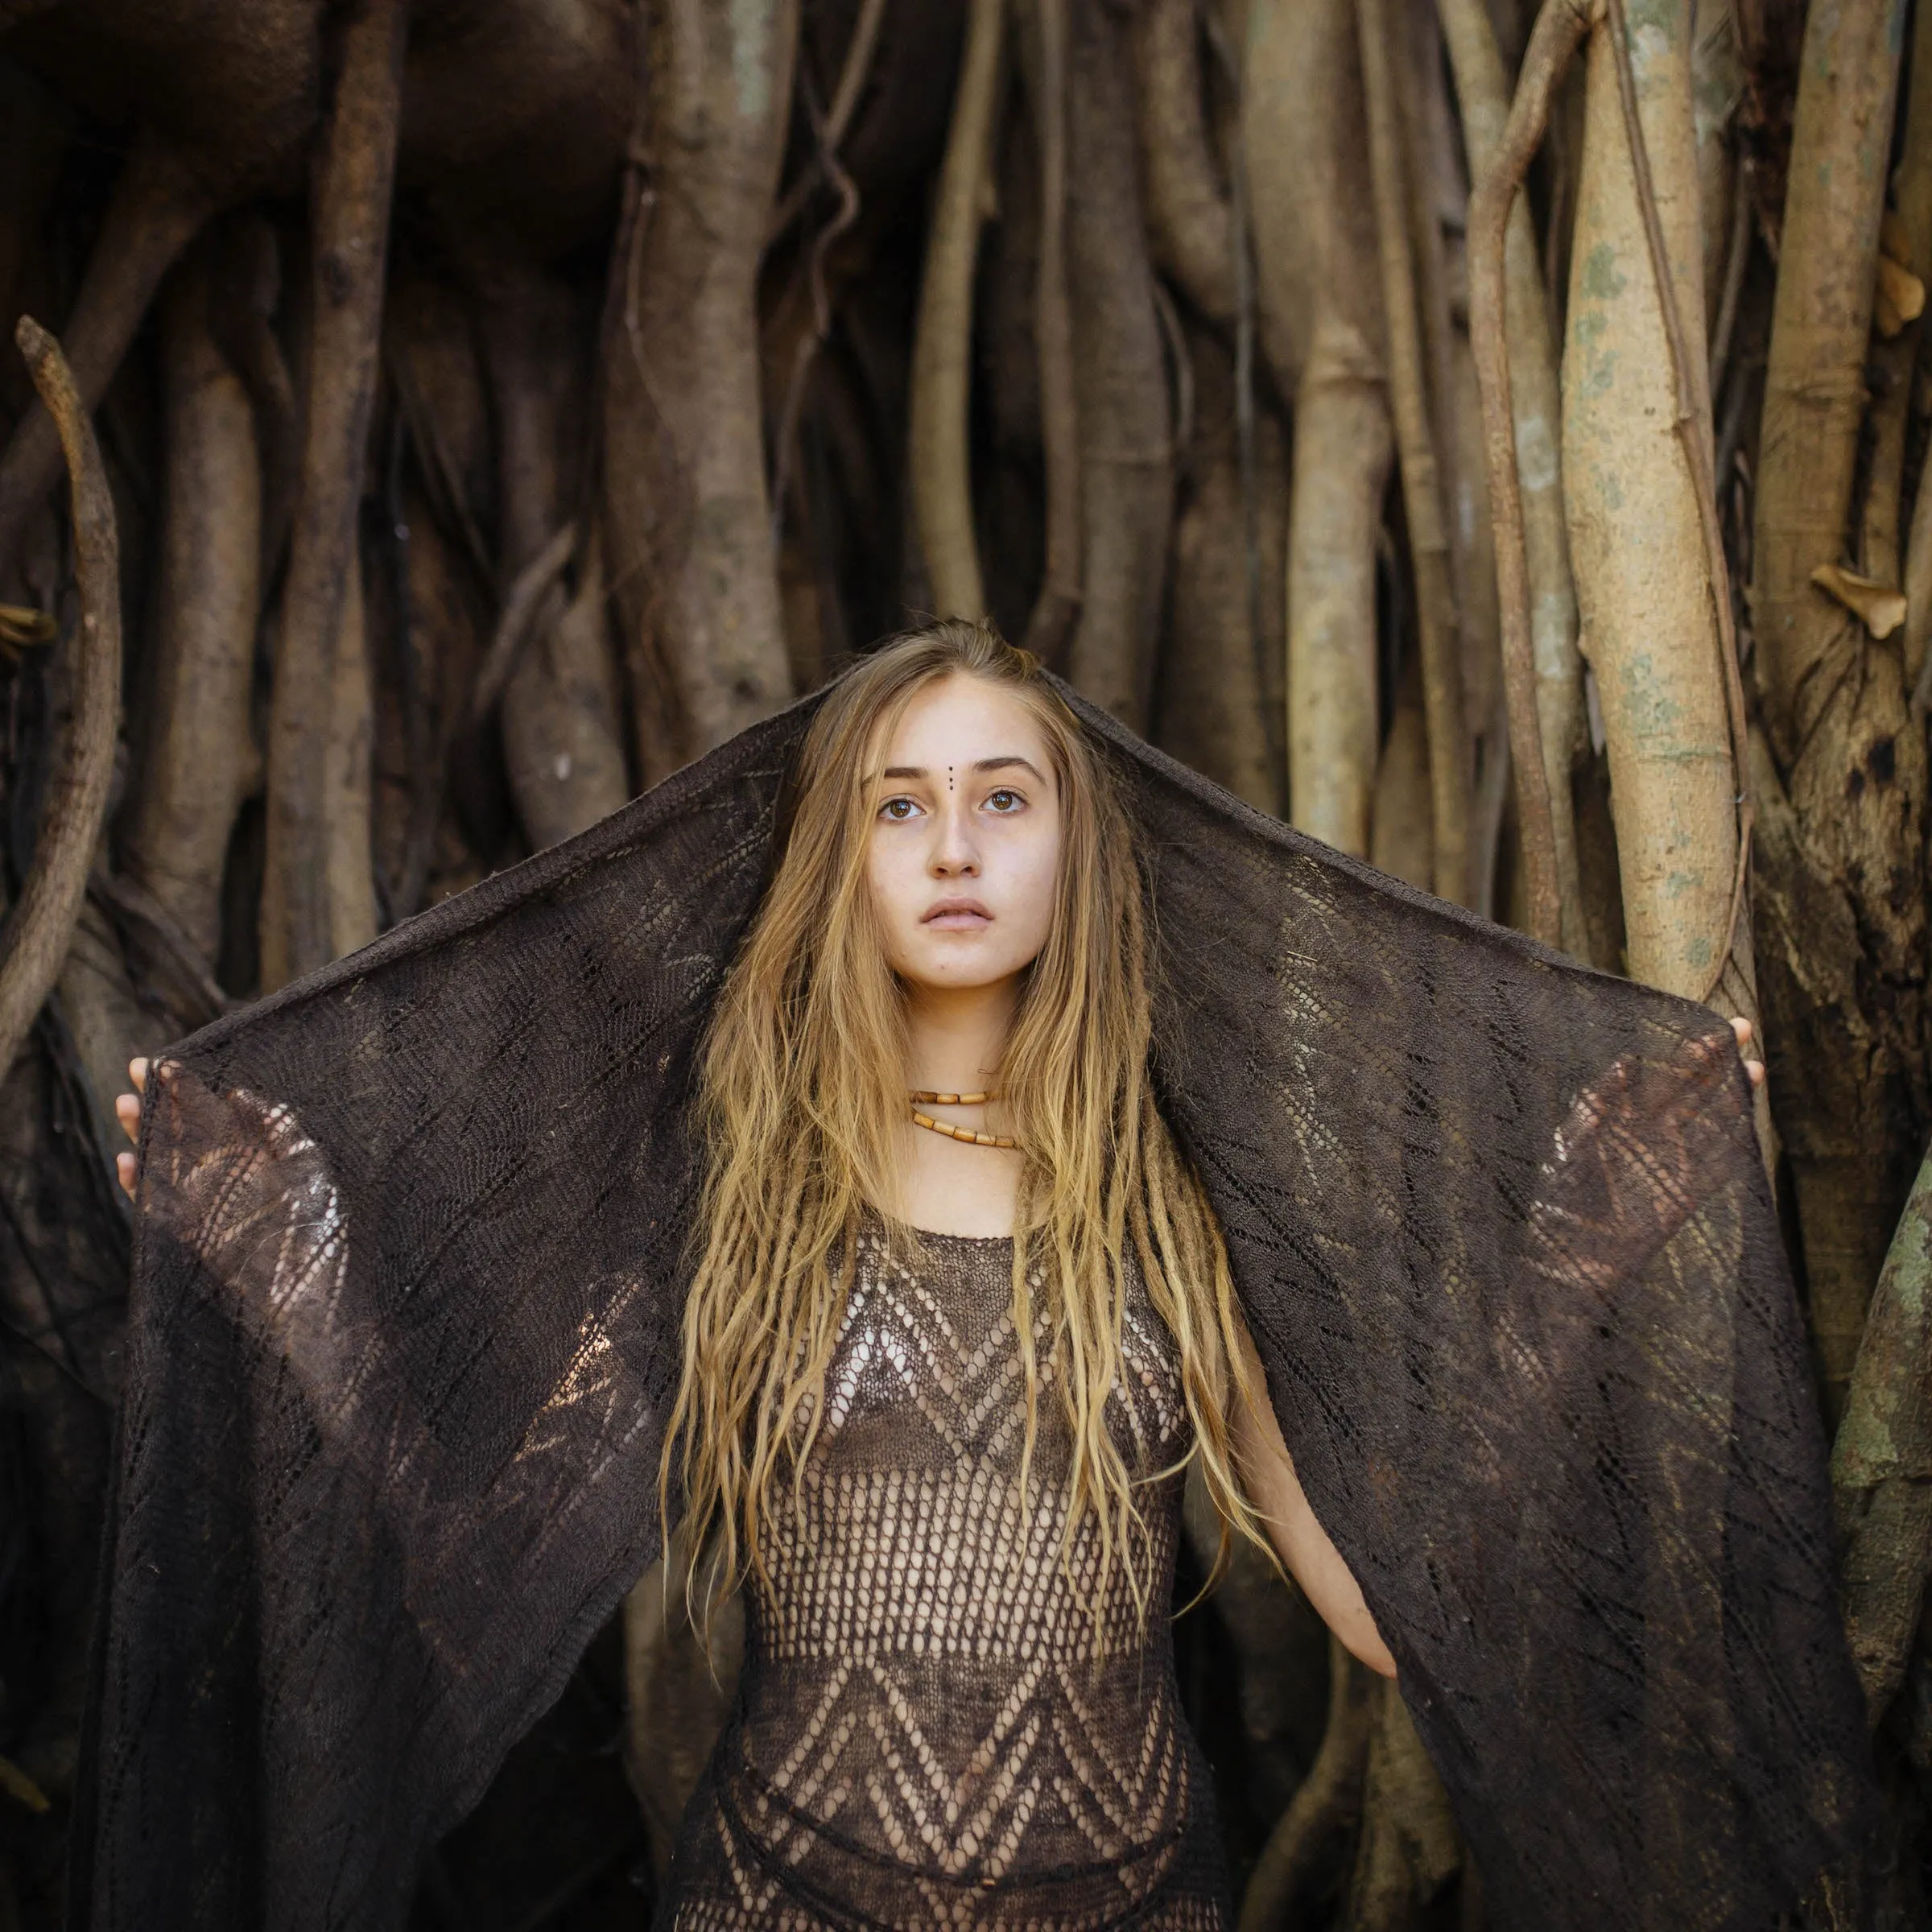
[923,898,992,929]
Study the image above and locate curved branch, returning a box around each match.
[908,0,1005,618]
[0,320,122,1083]
[1465,0,1601,947]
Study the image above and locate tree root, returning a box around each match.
[1018,0,1083,667]
[1133,0,1236,327]
[1358,0,1470,904]
[1464,0,1599,948]
[0,138,217,576]
[1602,0,1754,1009]
[0,320,122,1084]
[909,0,1005,619]
[262,0,410,989]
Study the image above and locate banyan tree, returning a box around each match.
[1,0,1930,1922]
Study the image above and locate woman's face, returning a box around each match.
[865,675,1063,996]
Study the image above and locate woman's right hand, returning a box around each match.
[114,1057,149,1199]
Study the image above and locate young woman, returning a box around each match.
[105,623,1835,1932]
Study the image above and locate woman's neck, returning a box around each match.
[902,976,1020,1094]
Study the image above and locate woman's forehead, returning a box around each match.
[877,675,1051,767]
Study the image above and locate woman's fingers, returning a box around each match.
[116,1058,152,1196]
[1728,1016,1765,1089]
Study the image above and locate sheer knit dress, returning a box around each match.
[657,1223,1232,1932]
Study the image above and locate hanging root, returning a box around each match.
[1357,0,1470,905]
[1019,0,1083,666]
[0,141,217,576]
[909,0,1005,619]
[261,0,410,991]
[1465,0,1600,947]
[1133,0,1237,326]
[0,320,122,1082]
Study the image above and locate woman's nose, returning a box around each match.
[930,803,980,874]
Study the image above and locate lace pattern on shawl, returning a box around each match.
[76,686,1876,1932]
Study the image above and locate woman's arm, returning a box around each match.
[1228,1311,1398,1679]
[1221,1016,1765,1684]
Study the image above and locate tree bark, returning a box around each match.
[1750,0,1924,1415]
[469,250,626,850]
[1832,1144,1932,1724]
[1158,324,1286,814]
[1014,0,1084,665]
[1238,1636,1375,1930]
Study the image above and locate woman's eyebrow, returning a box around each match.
[876,756,1045,782]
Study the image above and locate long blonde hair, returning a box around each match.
[660,620,1269,1631]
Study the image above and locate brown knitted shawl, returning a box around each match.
[70,683,1874,1930]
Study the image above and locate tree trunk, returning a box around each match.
[1134,0,1238,328]
[602,0,799,781]
[1563,1,1745,1006]
[1360,0,1471,902]
[1063,0,1174,728]
[1833,1143,1932,1724]
[1245,0,1391,860]
[1750,0,1924,1415]
[1158,324,1287,814]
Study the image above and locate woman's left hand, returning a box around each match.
[1729,1016,1765,1088]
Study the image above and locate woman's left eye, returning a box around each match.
[984,788,1024,813]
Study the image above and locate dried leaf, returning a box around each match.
[0,1755,49,1814]
[1876,253,1926,337]
[0,601,57,657]
[1810,563,1909,638]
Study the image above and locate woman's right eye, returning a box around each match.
[879,796,923,821]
